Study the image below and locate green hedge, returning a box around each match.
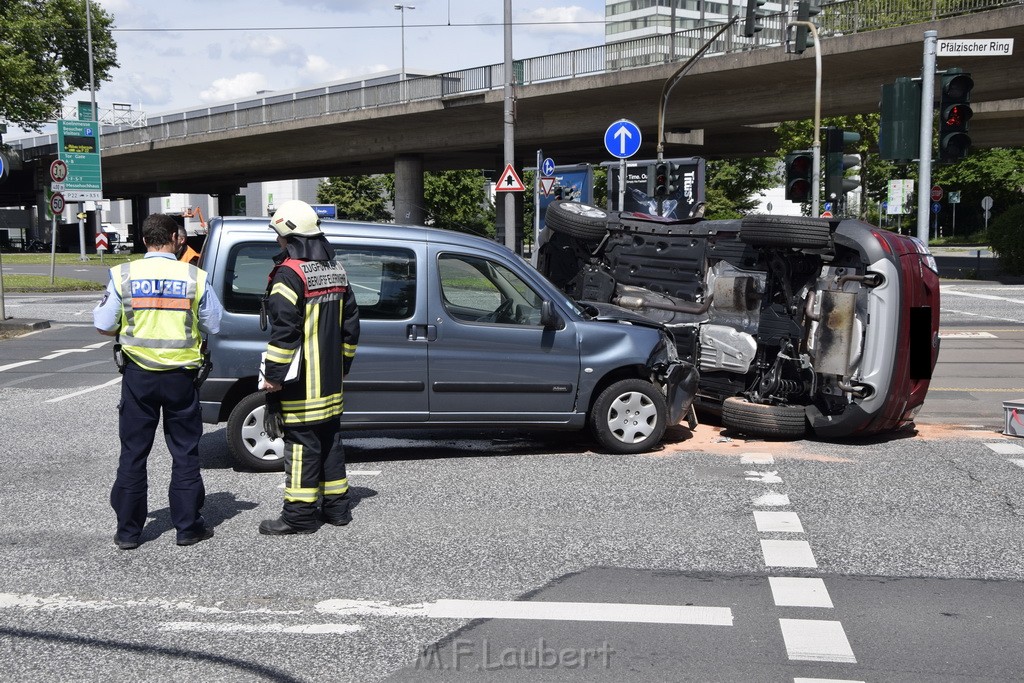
[989,204,1024,275]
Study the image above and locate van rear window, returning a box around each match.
[222,242,416,321]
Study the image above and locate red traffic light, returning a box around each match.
[943,104,973,129]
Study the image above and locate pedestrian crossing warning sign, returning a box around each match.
[496,163,526,192]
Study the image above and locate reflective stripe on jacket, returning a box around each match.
[265,257,360,425]
[112,258,206,370]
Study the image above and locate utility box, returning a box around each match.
[1002,399,1024,437]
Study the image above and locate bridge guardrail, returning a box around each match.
[8,0,1017,154]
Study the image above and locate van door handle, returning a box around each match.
[406,324,437,341]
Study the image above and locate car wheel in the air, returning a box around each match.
[739,215,833,249]
[590,378,668,454]
[545,200,609,242]
[721,396,807,439]
[227,391,285,472]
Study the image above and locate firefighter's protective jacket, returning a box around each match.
[264,251,359,425]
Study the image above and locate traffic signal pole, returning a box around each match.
[790,21,823,216]
[917,31,937,244]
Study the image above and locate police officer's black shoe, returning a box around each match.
[114,535,139,550]
[176,527,214,546]
[259,518,317,535]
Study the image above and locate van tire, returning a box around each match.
[545,200,609,242]
[227,391,286,472]
[721,397,807,439]
[590,378,668,454]
[739,215,832,249]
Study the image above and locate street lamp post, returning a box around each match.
[394,4,415,99]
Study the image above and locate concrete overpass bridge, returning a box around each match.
[5,1,1023,228]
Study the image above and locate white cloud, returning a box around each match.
[520,5,605,36]
[199,72,269,103]
[231,35,307,68]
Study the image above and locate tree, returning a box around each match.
[703,158,779,219]
[0,0,118,131]
[421,170,494,238]
[987,203,1024,275]
[932,148,1024,236]
[317,174,391,222]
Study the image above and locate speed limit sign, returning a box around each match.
[50,192,65,215]
[50,159,68,183]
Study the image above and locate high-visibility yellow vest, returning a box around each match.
[112,257,207,370]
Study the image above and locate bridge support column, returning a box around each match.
[130,195,150,253]
[215,190,240,217]
[394,154,424,226]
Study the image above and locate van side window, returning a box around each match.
[335,246,416,320]
[438,253,544,326]
[221,242,416,321]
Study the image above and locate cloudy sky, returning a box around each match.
[75,0,607,117]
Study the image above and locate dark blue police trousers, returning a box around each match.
[110,362,206,543]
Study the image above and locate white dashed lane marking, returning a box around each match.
[753,493,791,507]
[793,678,865,683]
[761,540,817,568]
[779,619,857,663]
[769,578,834,609]
[160,622,361,635]
[741,453,775,464]
[745,470,783,484]
[426,599,733,626]
[754,510,805,533]
[1011,459,1024,470]
[985,442,1024,455]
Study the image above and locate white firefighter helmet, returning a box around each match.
[269,200,322,237]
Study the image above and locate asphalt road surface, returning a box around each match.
[0,281,1022,682]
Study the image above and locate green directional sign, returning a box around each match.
[57,119,103,200]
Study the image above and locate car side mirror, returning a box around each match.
[540,300,564,330]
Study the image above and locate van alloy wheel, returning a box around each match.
[590,378,667,454]
[227,391,286,472]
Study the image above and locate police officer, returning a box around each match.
[259,200,359,535]
[94,213,223,550]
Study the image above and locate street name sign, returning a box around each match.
[937,39,1013,56]
[57,119,103,201]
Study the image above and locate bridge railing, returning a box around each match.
[83,0,1017,151]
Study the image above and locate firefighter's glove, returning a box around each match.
[264,394,285,440]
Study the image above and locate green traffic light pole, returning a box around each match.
[789,20,822,216]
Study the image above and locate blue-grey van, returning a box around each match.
[198,217,698,470]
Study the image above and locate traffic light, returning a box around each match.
[938,68,973,163]
[666,162,683,194]
[784,150,813,203]
[743,0,767,37]
[794,0,820,54]
[824,126,862,203]
[654,161,669,197]
[879,77,922,162]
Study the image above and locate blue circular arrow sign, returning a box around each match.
[604,119,642,159]
[541,157,555,176]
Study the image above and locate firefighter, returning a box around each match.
[258,200,360,535]
[93,213,223,549]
